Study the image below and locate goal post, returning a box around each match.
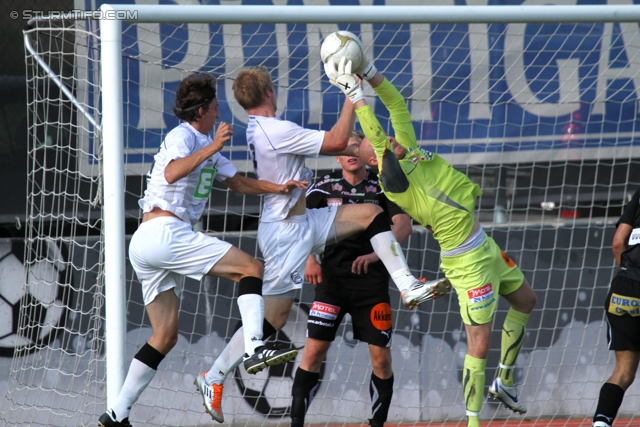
[5,2,640,426]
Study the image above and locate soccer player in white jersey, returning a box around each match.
[199,66,450,423]
[98,73,305,427]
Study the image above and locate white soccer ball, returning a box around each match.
[320,31,364,72]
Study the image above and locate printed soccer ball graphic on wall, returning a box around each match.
[234,303,325,417]
[0,239,70,357]
[320,30,364,72]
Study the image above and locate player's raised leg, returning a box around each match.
[332,203,449,308]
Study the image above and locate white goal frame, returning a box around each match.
[92,2,640,410]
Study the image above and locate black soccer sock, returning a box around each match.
[291,368,320,427]
[238,276,263,296]
[369,373,394,427]
[593,382,625,426]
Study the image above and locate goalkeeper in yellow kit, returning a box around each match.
[325,53,537,426]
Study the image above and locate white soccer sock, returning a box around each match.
[205,326,246,384]
[370,231,416,292]
[237,293,265,355]
[111,358,156,421]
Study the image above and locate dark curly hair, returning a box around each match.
[173,73,217,123]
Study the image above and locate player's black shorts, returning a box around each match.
[306,285,392,347]
[605,275,640,351]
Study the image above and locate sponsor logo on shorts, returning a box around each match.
[327,198,342,206]
[290,271,303,284]
[370,302,393,330]
[468,283,494,305]
[308,319,333,327]
[469,298,496,311]
[608,293,640,316]
[310,302,340,320]
[501,250,516,267]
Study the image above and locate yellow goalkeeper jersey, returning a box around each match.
[356,79,481,252]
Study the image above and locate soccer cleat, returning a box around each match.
[243,345,298,374]
[401,277,451,309]
[194,372,224,423]
[488,378,527,414]
[593,423,611,427]
[98,410,132,427]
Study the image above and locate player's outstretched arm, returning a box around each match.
[223,173,308,195]
[320,97,356,155]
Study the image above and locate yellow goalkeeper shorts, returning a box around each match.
[440,234,525,326]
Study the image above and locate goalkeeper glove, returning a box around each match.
[353,54,377,81]
[329,57,364,104]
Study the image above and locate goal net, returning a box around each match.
[3,2,640,426]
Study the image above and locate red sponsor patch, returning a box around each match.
[468,283,493,300]
[310,302,340,320]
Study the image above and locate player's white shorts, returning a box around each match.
[259,206,338,296]
[129,216,232,305]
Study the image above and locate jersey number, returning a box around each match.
[194,168,217,199]
[248,143,258,172]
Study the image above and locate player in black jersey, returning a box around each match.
[290,131,412,427]
[592,187,640,427]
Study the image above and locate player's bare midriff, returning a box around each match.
[142,206,181,223]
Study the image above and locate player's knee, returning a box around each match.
[370,350,392,373]
[519,285,537,313]
[241,257,264,279]
[151,329,178,353]
[301,350,324,372]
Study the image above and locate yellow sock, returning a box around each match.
[499,308,529,386]
[463,354,486,426]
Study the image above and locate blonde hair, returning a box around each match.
[232,66,273,110]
